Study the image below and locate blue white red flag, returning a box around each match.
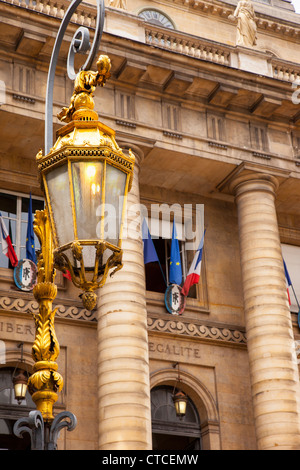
[284,259,292,305]
[0,212,18,267]
[181,230,205,297]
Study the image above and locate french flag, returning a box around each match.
[181,230,205,297]
[283,259,292,306]
[0,213,18,267]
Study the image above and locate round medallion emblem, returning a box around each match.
[164,284,186,315]
[14,259,37,292]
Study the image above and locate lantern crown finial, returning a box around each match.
[57,54,111,124]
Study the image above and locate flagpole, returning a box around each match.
[142,218,168,287]
[290,283,300,327]
[283,258,300,327]
[158,259,168,287]
[291,284,300,309]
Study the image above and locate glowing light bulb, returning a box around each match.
[86,165,96,178]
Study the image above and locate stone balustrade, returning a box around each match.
[145,27,231,66]
[272,61,300,83]
[6,0,97,26]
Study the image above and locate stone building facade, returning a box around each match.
[0,0,300,450]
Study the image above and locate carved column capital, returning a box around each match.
[217,162,290,200]
[228,171,279,199]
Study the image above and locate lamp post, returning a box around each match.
[14,0,134,450]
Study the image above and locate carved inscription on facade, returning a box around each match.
[0,319,34,336]
[149,340,202,359]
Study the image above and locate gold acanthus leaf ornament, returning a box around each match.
[29,369,52,391]
[32,304,60,363]
[28,367,63,396]
[28,368,63,393]
[33,210,56,285]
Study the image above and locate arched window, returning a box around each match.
[151,386,201,450]
[0,367,34,450]
[138,9,175,29]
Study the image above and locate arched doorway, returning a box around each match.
[150,367,221,450]
[0,367,34,450]
[151,386,201,450]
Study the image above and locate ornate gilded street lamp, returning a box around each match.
[14,0,134,450]
[36,54,134,312]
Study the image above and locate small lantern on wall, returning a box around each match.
[172,362,188,419]
[173,390,188,419]
[13,369,28,405]
[12,343,29,405]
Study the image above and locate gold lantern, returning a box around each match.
[35,55,134,311]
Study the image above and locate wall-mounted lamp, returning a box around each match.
[172,363,188,419]
[12,343,29,405]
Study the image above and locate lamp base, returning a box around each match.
[31,390,58,423]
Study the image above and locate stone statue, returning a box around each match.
[230,0,257,47]
[108,0,127,9]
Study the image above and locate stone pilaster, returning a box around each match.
[230,171,300,450]
[96,144,152,450]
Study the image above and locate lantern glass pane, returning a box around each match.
[104,165,127,246]
[14,383,27,400]
[178,399,187,416]
[82,245,97,271]
[63,247,76,269]
[71,161,104,240]
[45,164,75,247]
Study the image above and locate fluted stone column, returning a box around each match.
[96,144,152,450]
[230,172,300,450]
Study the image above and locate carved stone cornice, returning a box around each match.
[279,226,300,245]
[0,293,247,346]
[147,313,247,347]
[0,293,96,322]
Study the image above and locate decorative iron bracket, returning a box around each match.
[13,411,45,450]
[45,0,105,154]
[14,410,77,450]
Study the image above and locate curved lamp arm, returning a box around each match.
[45,0,105,154]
